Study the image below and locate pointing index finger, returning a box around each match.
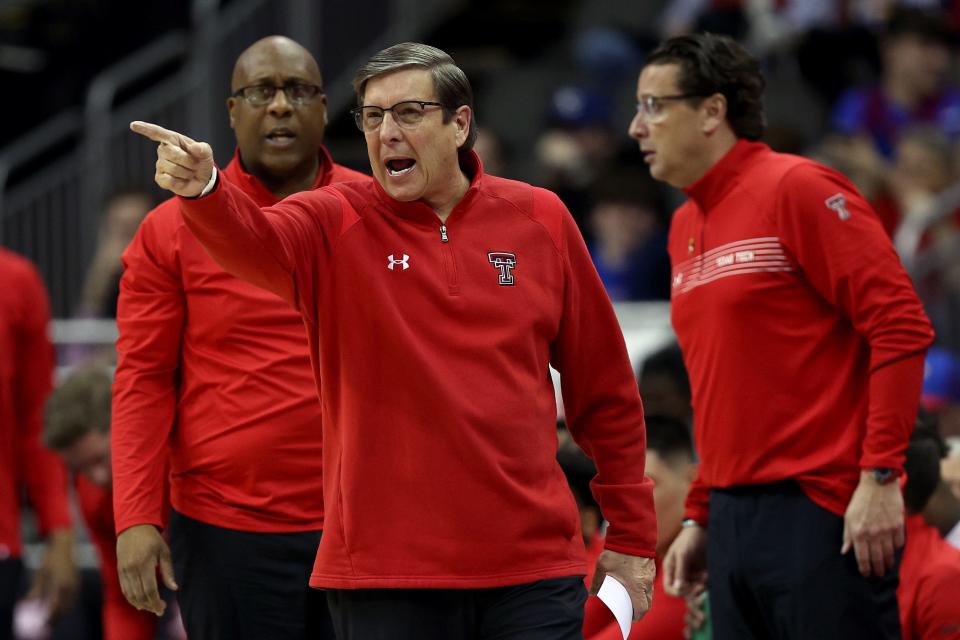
[130,121,197,152]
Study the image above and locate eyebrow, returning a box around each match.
[244,75,316,86]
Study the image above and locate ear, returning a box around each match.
[453,105,472,147]
[700,93,727,135]
[226,97,237,130]
[321,94,329,127]
[685,461,699,483]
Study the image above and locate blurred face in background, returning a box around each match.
[645,450,696,559]
[62,430,111,488]
[104,193,151,245]
[590,200,658,263]
[885,34,950,102]
[228,38,327,181]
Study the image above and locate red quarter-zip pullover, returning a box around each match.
[669,140,934,524]
[112,147,367,534]
[177,151,657,589]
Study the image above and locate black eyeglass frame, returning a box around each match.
[231,83,325,106]
[350,100,447,132]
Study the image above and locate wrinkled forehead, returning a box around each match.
[233,48,322,90]
[361,67,436,107]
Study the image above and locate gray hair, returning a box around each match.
[353,42,478,154]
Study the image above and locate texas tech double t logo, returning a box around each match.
[487,252,517,286]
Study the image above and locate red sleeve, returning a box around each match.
[549,194,657,557]
[112,209,183,533]
[683,473,711,526]
[15,260,71,534]
[75,479,156,640]
[774,163,934,472]
[177,175,343,314]
[912,563,960,639]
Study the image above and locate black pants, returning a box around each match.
[708,482,901,640]
[326,575,587,640]
[169,509,334,640]
[0,558,22,640]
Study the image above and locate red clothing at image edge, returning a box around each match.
[584,535,686,640]
[112,147,367,534]
[898,514,960,639]
[669,140,934,524]
[75,475,157,640]
[177,151,657,589]
[0,248,70,558]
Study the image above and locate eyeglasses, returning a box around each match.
[635,94,704,121]
[232,83,324,107]
[351,101,445,132]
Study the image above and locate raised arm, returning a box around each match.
[131,120,340,311]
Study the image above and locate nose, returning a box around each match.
[378,109,403,144]
[628,111,648,140]
[267,88,293,117]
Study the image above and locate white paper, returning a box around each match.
[596,574,633,640]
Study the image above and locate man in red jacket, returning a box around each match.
[112,35,366,640]
[130,41,657,639]
[44,365,161,640]
[630,33,935,639]
[0,248,77,640]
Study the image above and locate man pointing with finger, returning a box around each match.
[112,35,365,640]
[131,42,657,639]
[630,34,934,639]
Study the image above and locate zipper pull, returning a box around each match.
[439,224,449,243]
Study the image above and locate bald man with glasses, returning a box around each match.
[112,35,365,640]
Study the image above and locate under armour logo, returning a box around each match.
[387,254,410,270]
[488,252,517,286]
[825,193,851,221]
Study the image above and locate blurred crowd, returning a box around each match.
[5,0,960,638]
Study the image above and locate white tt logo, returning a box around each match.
[487,252,517,286]
[387,254,410,270]
[825,193,851,221]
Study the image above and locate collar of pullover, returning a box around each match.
[682,139,767,212]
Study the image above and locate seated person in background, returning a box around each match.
[587,168,671,301]
[637,343,692,428]
[832,7,960,160]
[578,415,696,639]
[898,419,960,638]
[629,415,696,639]
[44,365,172,640]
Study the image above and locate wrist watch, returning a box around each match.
[681,518,702,529]
[871,467,897,484]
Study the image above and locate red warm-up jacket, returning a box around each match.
[0,248,70,558]
[177,151,657,589]
[669,140,934,524]
[112,148,367,534]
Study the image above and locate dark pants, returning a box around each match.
[326,575,587,640]
[0,558,22,640]
[169,509,334,640]
[708,482,901,640]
